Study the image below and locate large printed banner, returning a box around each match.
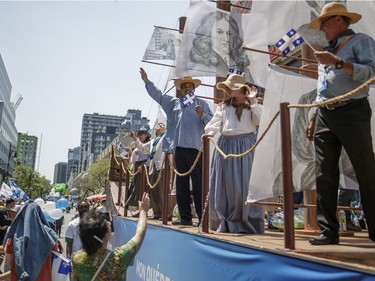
[111,217,374,281]
[143,27,181,61]
[248,66,375,202]
[172,1,270,87]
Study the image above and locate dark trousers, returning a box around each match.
[149,166,164,217]
[175,147,202,221]
[314,98,375,239]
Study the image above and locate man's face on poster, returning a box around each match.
[211,17,230,56]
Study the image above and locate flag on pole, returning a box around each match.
[180,92,196,107]
[275,29,305,56]
[121,115,132,126]
[0,182,14,198]
[9,181,29,201]
[227,68,245,77]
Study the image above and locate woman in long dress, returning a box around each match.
[203,74,264,233]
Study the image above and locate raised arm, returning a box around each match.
[130,192,151,253]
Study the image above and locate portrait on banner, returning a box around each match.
[173,2,257,84]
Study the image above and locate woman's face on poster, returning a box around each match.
[211,17,230,55]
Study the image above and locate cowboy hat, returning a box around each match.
[216,74,256,98]
[174,75,201,89]
[309,2,361,29]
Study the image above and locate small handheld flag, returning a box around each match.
[180,92,196,107]
[227,68,245,77]
[121,115,132,126]
[275,29,305,56]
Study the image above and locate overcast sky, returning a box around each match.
[0,0,195,181]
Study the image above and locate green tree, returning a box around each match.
[12,164,51,199]
[81,158,110,198]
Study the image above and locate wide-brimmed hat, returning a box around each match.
[216,74,256,98]
[174,75,201,89]
[309,2,361,29]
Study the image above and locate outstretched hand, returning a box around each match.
[139,67,148,82]
[138,192,151,213]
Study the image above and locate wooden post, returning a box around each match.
[162,154,170,225]
[299,43,323,232]
[202,136,210,233]
[117,164,122,206]
[280,103,295,250]
[124,169,130,217]
[214,1,231,103]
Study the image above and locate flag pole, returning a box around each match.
[242,46,317,64]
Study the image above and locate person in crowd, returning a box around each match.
[71,192,150,281]
[0,198,14,246]
[96,198,107,213]
[202,74,264,233]
[0,202,60,281]
[307,2,375,245]
[139,67,213,226]
[65,200,90,258]
[54,215,64,237]
[125,127,151,217]
[130,122,169,220]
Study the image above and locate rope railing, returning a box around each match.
[109,75,374,237]
[142,160,165,189]
[170,148,203,177]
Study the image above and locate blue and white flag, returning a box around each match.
[227,68,245,77]
[0,182,13,198]
[116,141,124,152]
[180,92,196,107]
[121,115,132,126]
[9,181,29,201]
[275,29,305,56]
[51,251,71,281]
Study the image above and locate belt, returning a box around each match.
[324,98,365,110]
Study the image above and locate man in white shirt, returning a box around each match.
[65,201,89,258]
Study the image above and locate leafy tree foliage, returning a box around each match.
[80,158,110,198]
[12,164,51,199]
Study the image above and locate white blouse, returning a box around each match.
[204,103,263,136]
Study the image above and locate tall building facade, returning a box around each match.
[78,111,150,173]
[0,54,18,182]
[54,162,67,184]
[67,147,80,181]
[16,133,38,169]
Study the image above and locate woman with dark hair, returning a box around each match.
[71,192,150,281]
[189,11,252,82]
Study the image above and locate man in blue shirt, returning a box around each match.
[140,67,213,225]
[307,2,375,245]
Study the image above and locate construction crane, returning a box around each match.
[12,93,23,111]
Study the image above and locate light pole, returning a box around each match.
[5,142,16,182]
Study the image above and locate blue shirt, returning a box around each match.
[316,32,375,102]
[145,80,213,153]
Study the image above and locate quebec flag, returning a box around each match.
[9,181,29,201]
[51,251,71,281]
[180,92,196,107]
[227,68,245,77]
[275,29,305,56]
[121,115,132,126]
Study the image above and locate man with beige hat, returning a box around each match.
[139,68,213,226]
[306,2,375,245]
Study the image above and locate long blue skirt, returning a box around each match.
[209,133,265,233]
